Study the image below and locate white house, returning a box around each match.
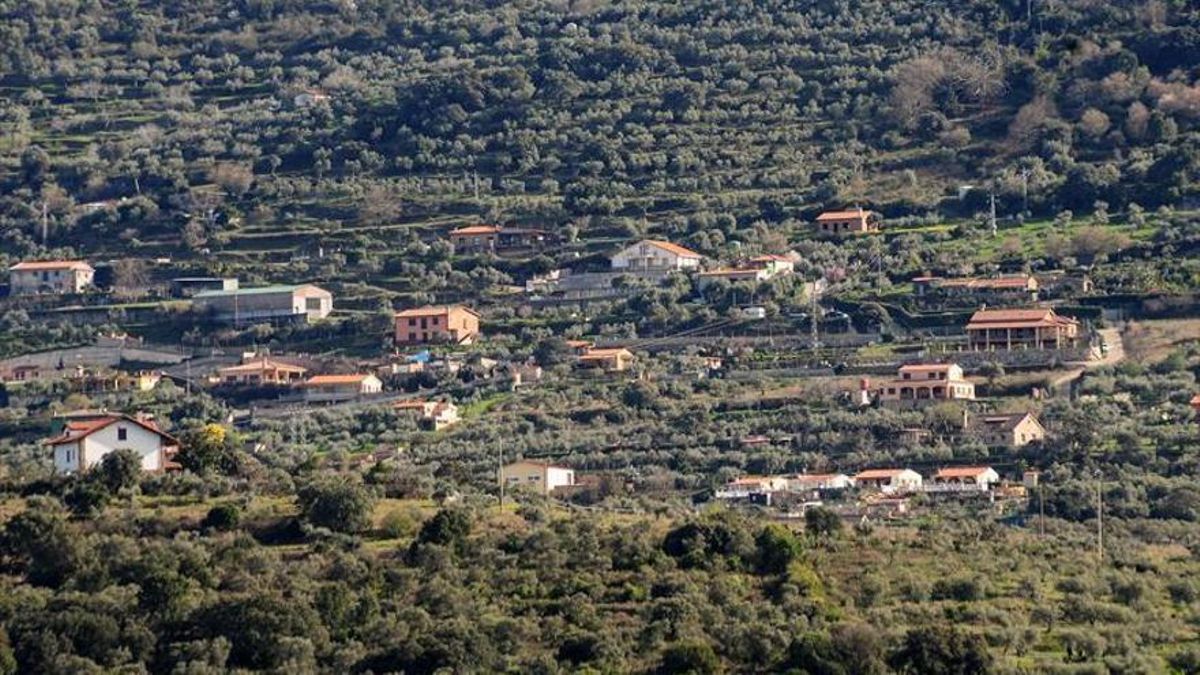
[853,468,923,494]
[715,475,791,499]
[193,284,332,324]
[500,460,576,495]
[787,473,853,491]
[929,466,1001,493]
[611,240,704,272]
[45,412,179,474]
[302,374,383,403]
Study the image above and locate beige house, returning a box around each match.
[878,363,975,405]
[394,305,481,345]
[972,412,1046,448]
[853,468,923,494]
[193,284,332,324]
[611,240,704,271]
[395,399,460,430]
[500,460,576,495]
[46,412,179,474]
[216,357,308,385]
[9,260,95,295]
[815,209,881,236]
[577,347,635,372]
[303,374,383,403]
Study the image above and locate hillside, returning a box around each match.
[1,0,1198,273]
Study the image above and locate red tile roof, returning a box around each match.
[395,304,480,318]
[935,466,995,479]
[816,209,876,221]
[854,468,912,479]
[44,413,178,446]
[966,308,1077,330]
[451,225,503,236]
[218,358,307,375]
[899,363,959,372]
[305,374,374,386]
[642,240,703,258]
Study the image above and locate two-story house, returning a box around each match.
[394,305,481,345]
[9,260,95,295]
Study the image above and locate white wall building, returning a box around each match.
[500,460,576,495]
[611,240,704,272]
[853,468,923,494]
[46,413,179,474]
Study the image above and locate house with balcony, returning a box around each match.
[928,466,1001,493]
[853,468,923,494]
[878,363,975,405]
[215,357,308,386]
[450,224,551,255]
[577,347,635,372]
[611,240,704,272]
[966,308,1080,351]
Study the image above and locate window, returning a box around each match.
[408,333,416,341]
[420,318,427,329]
[117,427,128,441]
[431,316,439,326]
[408,318,416,326]
[305,297,323,311]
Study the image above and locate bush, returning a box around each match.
[201,503,241,531]
[296,478,376,534]
[657,641,720,675]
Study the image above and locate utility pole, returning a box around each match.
[41,201,49,246]
[1038,483,1045,537]
[989,191,998,238]
[1096,476,1104,561]
[1020,168,1030,213]
[498,442,505,510]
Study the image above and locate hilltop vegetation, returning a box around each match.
[1,0,1198,268]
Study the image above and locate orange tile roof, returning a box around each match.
[395,304,480,318]
[791,473,845,482]
[451,225,502,236]
[935,466,995,479]
[938,276,1033,290]
[642,240,703,258]
[854,468,911,479]
[218,358,307,374]
[750,254,792,262]
[565,339,594,348]
[579,348,633,359]
[305,374,374,386]
[899,363,959,372]
[966,308,1077,329]
[44,413,178,446]
[11,260,93,271]
[1191,394,1200,407]
[698,268,762,277]
[816,209,874,221]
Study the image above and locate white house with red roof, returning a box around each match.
[853,468,923,494]
[9,260,95,295]
[303,373,383,403]
[611,240,704,272]
[929,466,1001,493]
[45,412,179,474]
